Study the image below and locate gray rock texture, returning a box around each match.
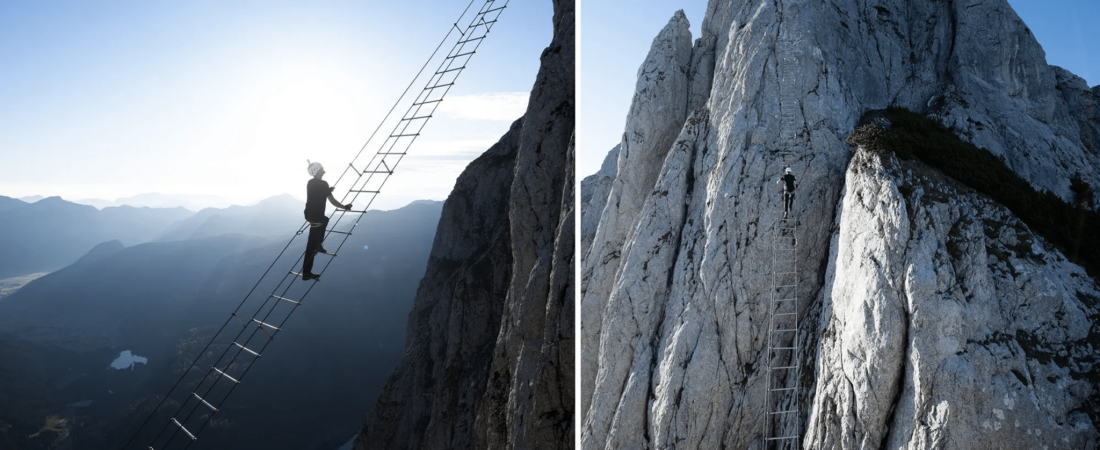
[581,0,1099,448]
[807,148,1098,449]
[355,0,574,448]
[580,145,618,254]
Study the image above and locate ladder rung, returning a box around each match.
[343,210,368,214]
[361,170,393,174]
[352,190,380,194]
[234,341,262,356]
[457,36,485,44]
[271,295,300,305]
[768,410,799,415]
[171,418,197,440]
[482,5,506,14]
[250,319,280,332]
[772,347,796,350]
[471,19,497,27]
[192,393,218,412]
[210,365,238,382]
[401,114,433,120]
[770,387,798,391]
[327,230,351,235]
[436,66,465,75]
[770,366,796,370]
[379,152,407,155]
[317,251,337,256]
[773,329,796,333]
[390,133,420,138]
[414,99,443,106]
[766,436,799,441]
[447,51,476,59]
[424,83,454,90]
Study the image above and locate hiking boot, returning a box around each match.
[302,272,321,281]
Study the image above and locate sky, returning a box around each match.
[0,0,551,210]
[578,0,1100,177]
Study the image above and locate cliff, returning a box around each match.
[581,0,1098,448]
[354,0,574,447]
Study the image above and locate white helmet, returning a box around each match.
[307,162,324,177]
[785,167,792,174]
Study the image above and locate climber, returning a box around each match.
[300,161,351,281]
[777,167,798,220]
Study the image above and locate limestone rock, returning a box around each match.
[580,145,618,255]
[580,10,694,421]
[357,118,520,450]
[355,0,574,448]
[581,0,1099,448]
[807,149,1098,449]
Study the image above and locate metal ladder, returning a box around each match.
[777,25,805,145]
[763,217,800,449]
[123,1,508,448]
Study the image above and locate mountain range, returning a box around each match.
[0,198,443,449]
[0,194,310,280]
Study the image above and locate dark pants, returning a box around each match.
[302,216,328,275]
[783,191,795,213]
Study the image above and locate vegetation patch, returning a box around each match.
[897,184,915,199]
[847,106,1100,276]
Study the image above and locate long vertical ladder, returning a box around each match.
[122,1,508,448]
[763,217,800,449]
[776,25,806,154]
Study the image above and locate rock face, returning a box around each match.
[580,145,618,253]
[354,0,574,448]
[580,0,1099,449]
[807,148,1098,449]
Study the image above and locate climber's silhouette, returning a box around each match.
[777,167,798,220]
[301,162,351,281]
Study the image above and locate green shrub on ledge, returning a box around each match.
[847,106,1098,276]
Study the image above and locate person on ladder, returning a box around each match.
[302,161,352,281]
[777,167,798,220]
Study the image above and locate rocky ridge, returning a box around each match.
[354,0,574,447]
[581,0,1099,448]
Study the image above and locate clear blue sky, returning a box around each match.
[578,0,1100,177]
[0,0,552,210]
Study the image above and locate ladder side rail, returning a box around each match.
[131,1,508,448]
[792,231,800,446]
[764,221,778,446]
[150,324,266,449]
[126,4,489,450]
[170,0,512,437]
[335,0,483,193]
[152,265,311,448]
[342,1,503,213]
[146,313,270,447]
[166,324,273,449]
[130,216,316,448]
[175,325,285,450]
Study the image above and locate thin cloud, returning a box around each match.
[436,92,528,121]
